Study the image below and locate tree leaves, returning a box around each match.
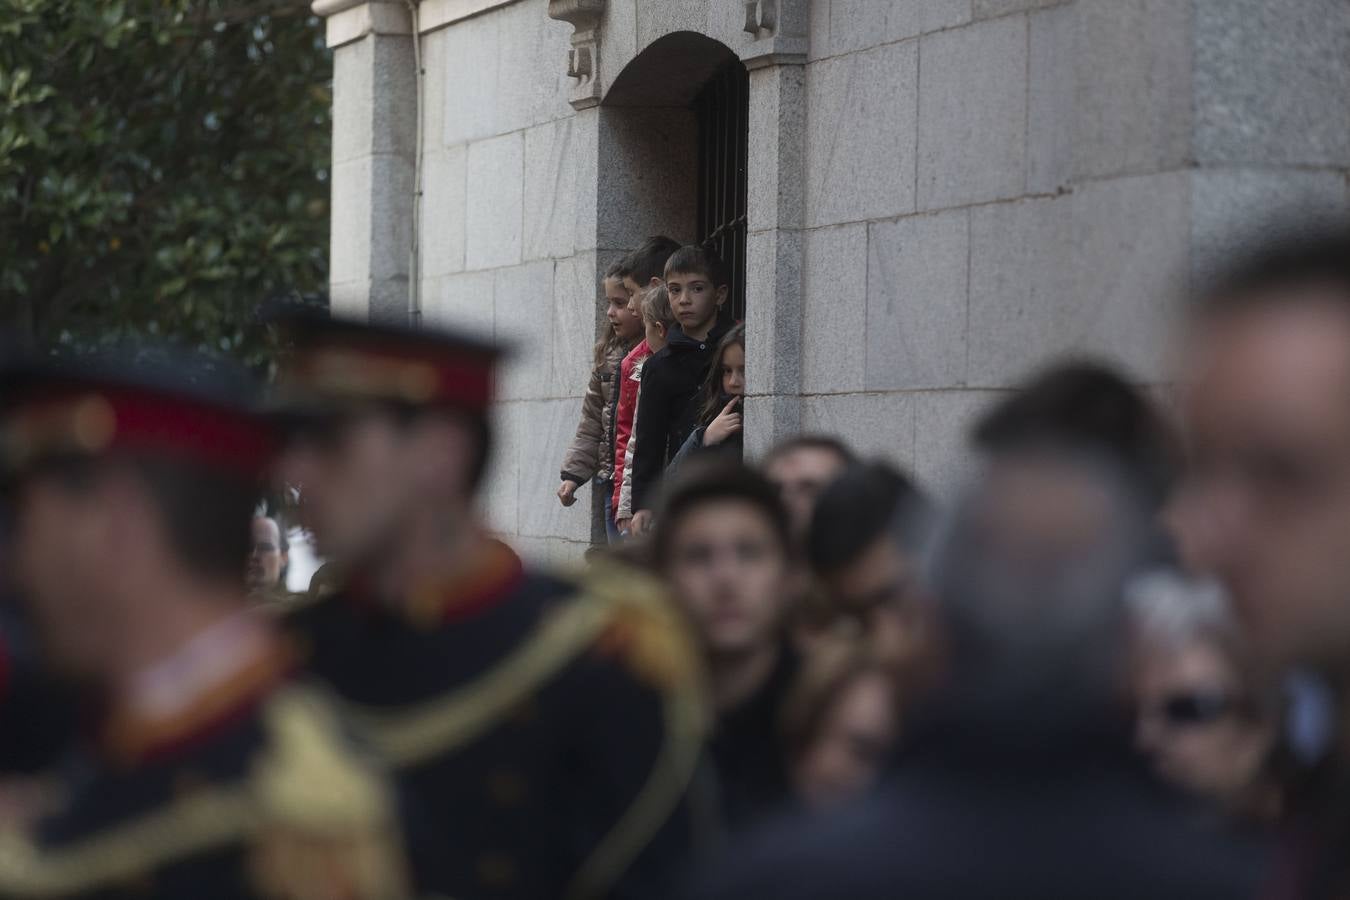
[0,0,331,367]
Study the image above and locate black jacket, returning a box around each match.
[689,684,1271,900]
[630,323,730,511]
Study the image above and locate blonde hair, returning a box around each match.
[781,640,899,761]
[640,283,676,333]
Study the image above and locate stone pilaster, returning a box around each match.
[741,5,807,458]
[313,0,417,323]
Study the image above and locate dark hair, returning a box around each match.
[1198,229,1350,320]
[33,453,258,586]
[604,260,626,282]
[807,461,926,576]
[972,361,1178,509]
[761,435,856,472]
[653,458,792,568]
[696,324,746,425]
[621,236,681,287]
[664,245,731,288]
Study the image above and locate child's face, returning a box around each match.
[622,275,643,300]
[666,269,726,332]
[720,342,745,397]
[605,277,642,342]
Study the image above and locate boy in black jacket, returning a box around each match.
[629,246,732,532]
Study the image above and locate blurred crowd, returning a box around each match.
[2,229,1350,899]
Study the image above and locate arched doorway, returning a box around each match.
[600,32,749,324]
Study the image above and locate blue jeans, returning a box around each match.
[597,477,620,544]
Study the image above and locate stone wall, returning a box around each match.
[317,0,1350,562]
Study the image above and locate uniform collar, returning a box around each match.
[401,538,526,629]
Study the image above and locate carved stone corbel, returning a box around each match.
[547,0,607,110]
[743,0,777,36]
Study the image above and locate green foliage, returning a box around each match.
[0,0,331,366]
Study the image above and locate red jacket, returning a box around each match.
[611,338,651,518]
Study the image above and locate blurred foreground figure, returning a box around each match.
[654,461,796,832]
[272,314,705,899]
[1126,571,1283,818]
[782,643,900,810]
[805,462,931,666]
[1177,232,1350,898]
[689,451,1266,900]
[0,349,406,899]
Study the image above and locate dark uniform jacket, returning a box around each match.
[689,685,1271,900]
[0,639,405,900]
[288,541,708,900]
[630,323,731,512]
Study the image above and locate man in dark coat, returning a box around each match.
[272,313,708,900]
[689,449,1269,900]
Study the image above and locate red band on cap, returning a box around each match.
[15,387,274,478]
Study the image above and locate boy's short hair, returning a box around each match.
[664,245,730,288]
[807,461,927,576]
[621,236,681,286]
[653,459,792,568]
[640,283,677,331]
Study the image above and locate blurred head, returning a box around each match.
[280,405,488,567]
[807,462,931,663]
[762,436,855,546]
[655,461,792,660]
[15,455,255,679]
[973,360,1180,514]
[1176,232,1350,670]
[247,515,288,594]
[786,645,900,810]
[1127,571,1279,804]
[929,450,1153,703]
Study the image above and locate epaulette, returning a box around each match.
[0,686,409,900]
[249,685,409,900]
[557,562,710,900]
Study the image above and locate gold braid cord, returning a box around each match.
[0,685,411,900]
[338,563,709,900]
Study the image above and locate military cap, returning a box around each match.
[0,344,273,478]
[271,311,504,418]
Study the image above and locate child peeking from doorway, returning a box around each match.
[555,260,643,541]
[616,282,678,533]
[669,323,745,472]
[628,245,733,535]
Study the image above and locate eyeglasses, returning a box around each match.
[1152,691,1240,728]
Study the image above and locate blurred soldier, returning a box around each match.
[246,515,289,601]
[271,314,706,899]
[689,450,1267,900]
[0,348,407,899]
[1175,231,1350,897]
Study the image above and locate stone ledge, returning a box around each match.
[314,1,412,48]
